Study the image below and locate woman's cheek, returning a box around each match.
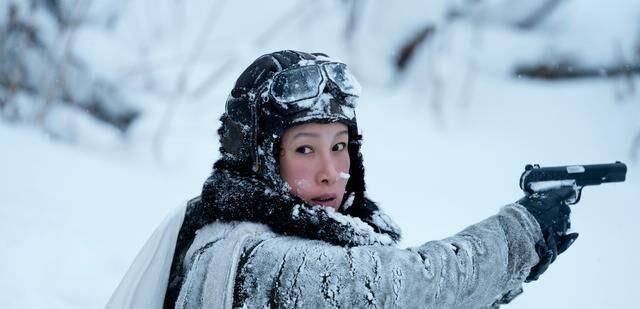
[292,179,310,196]
[289,162,315,197]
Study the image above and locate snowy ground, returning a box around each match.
[1,0,639,308]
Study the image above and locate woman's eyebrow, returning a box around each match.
[292,132,319,140]
[292,130,348,140]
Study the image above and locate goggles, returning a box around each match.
[266,62,361,114]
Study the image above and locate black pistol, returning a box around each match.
[520,162,627,204]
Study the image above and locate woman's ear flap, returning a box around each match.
[218,114,254,172]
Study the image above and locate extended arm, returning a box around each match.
[176,204,541,308]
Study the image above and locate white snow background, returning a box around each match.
[1,0,639,308]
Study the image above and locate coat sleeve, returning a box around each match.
[181,204,542,309]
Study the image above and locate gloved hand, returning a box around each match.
[516,186,579,282]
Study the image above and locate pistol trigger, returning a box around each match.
[575,187,583,204]
[567,187,583,205]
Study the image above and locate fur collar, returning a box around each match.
[164,168,402,307]
[199,169,401,247]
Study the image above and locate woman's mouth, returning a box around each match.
[311,194,338,208]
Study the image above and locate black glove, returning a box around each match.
[517,187,579,282]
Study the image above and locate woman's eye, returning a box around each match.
[295,146,313,154]
[332,142,346,152]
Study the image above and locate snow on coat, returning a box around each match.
[175,204,541,309]
[168,169,542,308]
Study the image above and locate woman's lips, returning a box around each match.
[311,194,338,208]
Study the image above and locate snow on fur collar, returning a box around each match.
[199,168,401,247]
[163,168,402,307]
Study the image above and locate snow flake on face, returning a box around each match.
[293,179,310,195]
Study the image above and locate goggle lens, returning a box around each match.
[323,62,362,97]
[270,62,360,106]
[271,66,323,105]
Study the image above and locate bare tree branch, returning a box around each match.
[190,57,235,99]
[514,61,640,80]
[152,0,229,158]
[515,0,567,30]
[395,25,436,73]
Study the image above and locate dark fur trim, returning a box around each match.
[164,169,402,308]
[200,168,401,247]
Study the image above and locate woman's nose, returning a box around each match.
[317,154,339,185]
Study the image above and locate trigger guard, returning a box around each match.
[565,187,582,205]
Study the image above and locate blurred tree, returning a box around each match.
[0,1,139,136]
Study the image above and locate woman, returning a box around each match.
[108,50,578,308]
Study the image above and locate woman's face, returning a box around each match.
[279,122,350,210]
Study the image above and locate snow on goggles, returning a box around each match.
[268,62,361,112]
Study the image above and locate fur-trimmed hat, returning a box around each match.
[216,50,366,211]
